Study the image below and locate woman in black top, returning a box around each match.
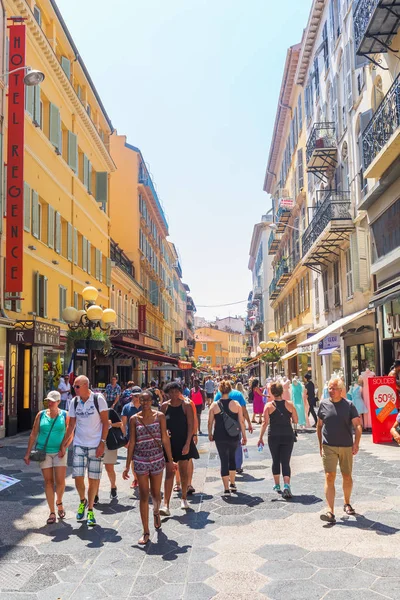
[208,380,247,495]
[258,382,298,499]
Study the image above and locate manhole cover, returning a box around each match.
[0,563,38,590]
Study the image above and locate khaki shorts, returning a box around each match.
[39,452,67,469]
[322,445,353,475]
[103,447,118,465]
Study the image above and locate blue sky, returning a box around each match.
[57,0,311,320]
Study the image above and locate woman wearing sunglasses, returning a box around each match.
[123,391,174,545]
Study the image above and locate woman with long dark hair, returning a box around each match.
[251,378,265,425]
[123,391,174,545]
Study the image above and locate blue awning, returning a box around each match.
[318,347,340,356]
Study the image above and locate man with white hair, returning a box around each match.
[317,377,362,524]
[60,375,109,527]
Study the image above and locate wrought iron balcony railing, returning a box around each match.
[253,286,262,299]
[269,277,280,300]
[362,71,400,171]
[302,190,352,257]
[110,240,135,280]
[354,0,400,58]
[268,231,281,255]
[306,122,337,165]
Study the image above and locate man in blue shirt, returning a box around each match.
[214,388,253,473]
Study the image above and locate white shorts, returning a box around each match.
[40,452,67,469]
[103,447,118,465]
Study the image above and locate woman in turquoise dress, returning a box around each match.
[291,379,306,426]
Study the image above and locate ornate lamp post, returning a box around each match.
[261,331,287,377]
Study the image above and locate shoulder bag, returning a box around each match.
[29,412,60,462]
[106,409,129,450]
[217,401,240,437]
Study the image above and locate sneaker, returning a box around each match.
[180,499,189,510]
[93,495,99,506]
[76,499,87,521]
[229,483,237,492]
[272,484,281,492]
[87,509,97,527]
[110,488,118,500]
[282,484,293,499]
[223,488,231,496]
[159,505,171,517]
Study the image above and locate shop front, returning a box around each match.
[6,322,61,436]
[379,294,400,374]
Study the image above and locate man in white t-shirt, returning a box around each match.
[58,374,71,410]
[60,375,109,527]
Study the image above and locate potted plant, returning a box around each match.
[66,329,112,355]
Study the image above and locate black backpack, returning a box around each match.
[73,396,127,449]
[218,401,240,437]
[73,394,100,414]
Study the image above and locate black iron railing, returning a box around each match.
[362,72,400,170]
[268,232,276,253]
[269,277,278,297]
[276,258,288,282]
[306,122,336,164]
[302,190,352,256]
[354,0,379,53]
[110,240,135,280]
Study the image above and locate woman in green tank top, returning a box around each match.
[24,391,71,525]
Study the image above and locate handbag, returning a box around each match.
[217,401,240,437]
[106,426,128,450]
[29,412,60,462]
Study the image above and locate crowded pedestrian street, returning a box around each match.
[1,421,400,600]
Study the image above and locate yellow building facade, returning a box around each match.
[2,0,114,435]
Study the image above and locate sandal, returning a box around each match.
[187,485,195,495]
[46,512,57,525]
[154,512,161,530]
[138,532,150,545]
[320,511,336,524]
[56,502,66,519]
[173,484,181,492]
[344,503,356,515]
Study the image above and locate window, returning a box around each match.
[35,272,48,318]
[24,183,31,232]
[61,56,71,80]
[202,343,207,352]
[47,205,54,249]
[322,270,329,312]
[333,261,340,306]
[345,248,353,298]
[59,286,67,321]
[371,198,400,261]
[34,5,42,26]
[49,103,61,153]
[315,277,320,317]
[372,76,384,113]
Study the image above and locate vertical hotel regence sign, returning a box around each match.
[5,22,26,295]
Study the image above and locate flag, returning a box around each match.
[54,353,62,389]
[67,354,74,386]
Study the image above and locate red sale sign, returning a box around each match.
[368,376,398,444]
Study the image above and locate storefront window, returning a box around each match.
[43,351,65,400]
[347,343,375,386]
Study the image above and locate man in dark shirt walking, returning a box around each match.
[304,373,318,427]
[317,377,362,524]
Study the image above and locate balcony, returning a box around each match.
[306,123,337,180]
[354,0,400,59]
[175,330,184,342]
[268,231,281,255]
[362,71,400,178]
[110,240,135,281]
[251,315,263,331]
[274,190,294,234]
[269,277,280,301]
[302,190,354,271]
[253,285,262,300]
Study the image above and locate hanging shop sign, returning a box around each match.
[368,376,398,444]
[9,322,60,346]
[319,334,340,350]
[5,23,26,294]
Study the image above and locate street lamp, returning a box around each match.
[259,330,287,376]
[0,65,45,86]
[62,286,117,332]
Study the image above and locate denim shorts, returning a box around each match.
[72,446,103,480]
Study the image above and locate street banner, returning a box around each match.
[368,376,398,444]
[5,22,26,294]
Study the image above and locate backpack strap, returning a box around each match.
[93,393,100,415]
[74,396,78,411]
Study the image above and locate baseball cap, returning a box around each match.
[131,386,142,395]
[45,390,61,402]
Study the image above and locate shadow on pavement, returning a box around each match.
[35,521,123,547]
[336,514,400,535]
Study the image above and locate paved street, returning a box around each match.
[1,426,400,600]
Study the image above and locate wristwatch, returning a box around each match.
[100,439,106,443]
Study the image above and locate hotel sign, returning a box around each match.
[9,322,60,346]
[5,23,26,294]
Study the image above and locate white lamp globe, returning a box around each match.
[62,306,78,323]
[82,286,99,303]
[86,305,103,322]
[102,308,117,323]
[250,351,257,358]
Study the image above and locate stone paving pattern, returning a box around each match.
[1,424,400,599]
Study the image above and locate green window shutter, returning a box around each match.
[82,236,87,271]
[47,205,54,249]
[87,240,91,274]
[73,227,78,265]
[95,249,100,280]
[77,84,82,100]
[32,191,39,238]
[68,131,78,173]
[67,223,73,261]
[106,257,111,287]
[61,56,71,80]
[24,182,31,232]
[44,276,48,318]
[25,84,34,116]
[73,291,79,309]
[49,103,61,152]
[350,232,360,292]
[83,154,88,187]
[55,211,61,254]
[357,227,369,291]
[34,271,40,314]
[99,251,103,282]
[33,85,41,125]
[88,161,92,194]
[96,172,108,206]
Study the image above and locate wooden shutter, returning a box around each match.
[345,42,353,111]
[298,94,303,133]
[73,227,78,265]
[95,249,99,280]
[61,56,71,80]
[96,172,108,206]
[48,205,54,248]
[82,236,88,271]
[350,231,360,292]
[73,291,79,309]
[83,154,89,188]
[67,223,73,261]
[43,276,48,318]
[87,161,92,194]
[33,85,41,125]
[49,103,61,152]
[24,182,31,232]
[34,271,40,315]
[32,191,39,238]
[99,251,103,282]
[68,132,78,173]
[55,211,61,254]
[106,257,111,287]
[87,240,91,275]
[357,227,369,291]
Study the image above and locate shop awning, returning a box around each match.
[280,326,310,341]
[280,349,298,361]
[297,309,370,348]
[112,342,178,365]
[318,347,340,356]
[369,283,400,308]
